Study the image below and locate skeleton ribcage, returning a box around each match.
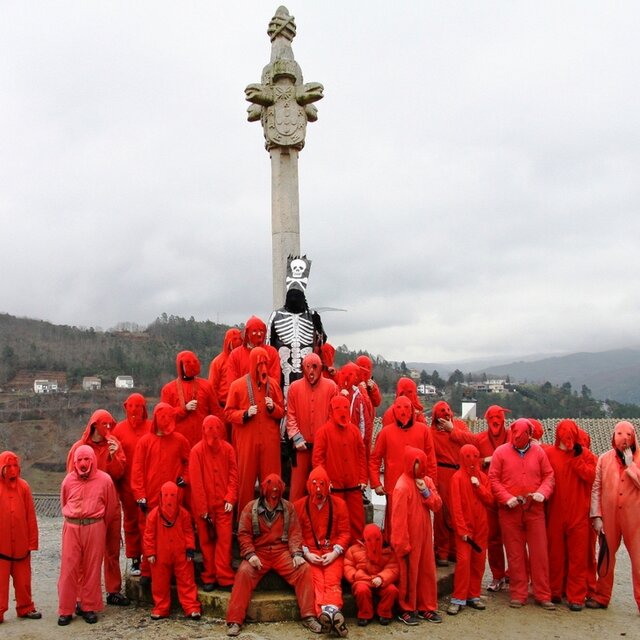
[273,313,315,346]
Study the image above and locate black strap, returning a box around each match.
[304,496,333,549]
[438,462,460,470]
[0,551,30,561]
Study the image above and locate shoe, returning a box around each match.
[447,603,462,615]
[227,622,241,636]
[202,583,215,592]
[487,578,506,592]
[188,611,201,620]
[467,600,486,610]
[318,609,333,633]
[585,598,607,609]
[397,612,419,626]
[435,557,449,567]
[447,554,457,563]
[75,602,84,616]
[139,575,151,587]
[150,612,168,620]
[130,560,141,576]
[333,610,348,637]
[379,617,391,626]
[19,610,42,619]
[57,615,72,626]
[551,596,562,604]
[301,616,322,633]
[536,601,556,611]
[568,603,583,612]
[357,618,370,626]
[418,610,443,623]
[107,592,130,606]
[509,600,524,608]
[82,611,98,624]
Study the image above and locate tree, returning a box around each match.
[420,369,430,385]
[432,370,445,389]
[448,369,464,385]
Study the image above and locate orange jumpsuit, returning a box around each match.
[337,363,373,459]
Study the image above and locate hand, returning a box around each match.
[359,483,367,491]
[366,379,374,389]
[592,517,603,534]
[137,499,148,514]
[415,477,426,491]
[374,485,386,496]
[265,396,274,410]
[470,476,480,487]
[186,399,198,411]
[340,389,349,397]
[623,447,634,466]
[248,555,263,570]
[247,405,258,417]
[483,456,492,466]
[506,497,519,509]
[176,476,186,488]
[462,535,468,541]
[107,438,119,455]
[147,555,156,564]
[224,502,233,513]
[295,441,307,451]
[321,550,339,566]
[292,555,306,569]
[437,417,454,432]
[531,492,545,503]
[371,576,382,588]
[305,552,323,565]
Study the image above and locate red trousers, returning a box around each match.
[195,509,234,586]
[547,518,589,604]
[334,489,364,545]
[118,484,142,559]
[487,507,506,580]
[397,543,438,612]
[309,559,344,615]
[104,511,122,593]
[150,557,201,617]
[434,468,456,560]
[58,520,106,615]
[0,556,34,619]
[452,537,486,602]
[499,504,551,603]
[289,450,312,503]
[351,581,398,619]
[235,438,281,517]
[226,549,315,624]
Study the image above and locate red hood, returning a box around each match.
[460,444,481,475]
[73,444,98,479]
[612,420,638,451]
[306,465,331,503]
[244,316,267,347]
[0,450,20,483]
[123,393,148,424]
[397,377,423,411]
[223,328,243,355]
[403,445,429,478]
[176,350,201,379]
[81,409,116,443]
[555,419,579,450]
[431,400,453,427]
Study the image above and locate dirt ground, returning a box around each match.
[2,517,638,640]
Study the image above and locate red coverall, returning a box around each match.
[543,420,596,606]
[355,355,382,409]
[391,446,442,614]
[320,343,337,381]
[313,396,368,544]
[112,393,151,560]
[161,350,222,448]
[337,363,373,459]
[66,410,125,596]
[294,466,351,614]
[226,316,281,384]
[0,452,38,621]
[578,428,598,597]
[450,445,494,604]
[381,377,427,426]
[430,401,471,562]
[369,396,437,541]
[226,475,316,625]
[286,356,337,502]
[344,524,400,621]
[130,403,190,577]
[58,446,118,616]
[488,419,555,605]
[189,416,238,587]
[143,482,201,618]
[225,347,284,514]
[589,421,640,610]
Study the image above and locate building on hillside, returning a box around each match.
[34,379,58,394]
[417,384,437,396]
[408,369,421,380]
[82,376,101,391]
[486,379,506,393]
[115,375,134,389]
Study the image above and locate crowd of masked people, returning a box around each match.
[1,315,639,635]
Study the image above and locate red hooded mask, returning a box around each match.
[152,402,176,436]
[86,409,116,442]
[431,400,453,427]
[511,418,533,450]
[224,328,243,354]
[176,350,201,380]
[484,405,510,437]
[261,473,285,510]
[528,418,544,442]
[363,523,383,565]
[403,445,429,479]
[202,415,224,451]
[397,377,423,412]
[392,396,413,428]
[460,444,481,476]
[0,451,20,482]
[330,395,351,428]
[302,353,322,386]
[159,480,180,524]
[320,343,336,369]
[355,355,373,382]
[307,465,331,506]
[74,444,97,479]
[244,316,267,348]
[338,363,360,392]
[123,393,148,426]
[555,419,579,451]
[249,346,270,388]
[577,427,591,449]
[612,420,637,452]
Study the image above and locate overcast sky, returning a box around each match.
[1,2,639,364]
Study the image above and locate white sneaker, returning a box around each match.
[487,578,506,592]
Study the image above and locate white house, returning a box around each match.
[115,375,134,389]
[82,376,101,391]
[34,379,58,394]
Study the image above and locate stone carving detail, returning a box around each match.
[245,6,324,151]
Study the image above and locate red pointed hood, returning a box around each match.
[403,445,429,478]
[82,409,116,443]
[223,328,243,355]
[555,419,579,450]
[123,393,148,426]
[460,444,481,475]
[431,400,453,427]
[397,377,423,412]
[306,465,331,504]
[176,350,201,379]
[0,450,20,483]
[159,480,180,522]
[244,316,267,347]
[202,415,224,451]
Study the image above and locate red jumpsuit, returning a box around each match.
[112,393,151,561]
[543,420,596,606]
[161,350,222,448]
[286,361,337,502]
[344,524,400,621]
[225,347,284,514]
[189,416,238,587]
[313,396,368,544]
[58,445,118,616]
[66,409,125,596]
[578,428,598,597]
[450,445,494,605]
[143,482,201,618]
[369,396,437,541]
[294,466,351,614]
[0,452,38,621]
[226,475,316,625]
[337,363,373,459]
[355,355,382,409]
[226,316,281,384]
[381,377,427,426]
[488,419,555,605]
[391,446,441,614]
[589,421,640,610]
[320,343,337,381]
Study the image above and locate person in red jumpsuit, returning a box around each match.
[225,474,321,636]
[130,403,190,584]
[225,346,284,515]
[294,466,351,636]
[189,415,238,590]
[57,445,119,626]
[344,523,399,626]
[161,350,221,448]
[382,377,426,426]
[429,401,471,566]
[355,354,381,415]
[143,481,201,620]
[337,362,373,459]
[577,427,598,599]
[208,328,243,439]
[587,420,640,612]
[286,353,337,502]
[0,451,40,624]
[543,419,596,611]
[447,444,494,615]
[313,395,368,544]
[226,316,281,384]
[320,343,337,381]
[391,446,442,625]
[112,393,151,576]
[488,418,555,609]
[66,410,129,607]
[369,396,437,541]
